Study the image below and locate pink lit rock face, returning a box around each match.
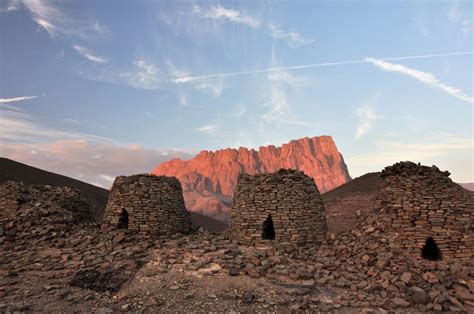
[151,136,351,222]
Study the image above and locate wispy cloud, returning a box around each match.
[178,94,188,106]
[192,78,224,97]
[195,124,218,135]
[168,61,225,97]
[91,21,109,35]
[192,4,312,48]
[0,104,113,144]
[355,106,378,140]
[79,50,473,101]
[267,66,309,87]
[267,23,314,48]
[144,112,159,121]
[366,57,474,104]
[22,0,107,39]
[348,134,474,182]
[171,51,473,84]
[0,104,193,187]
[73,45,108,64]
[349,135,473,167]
[262,47,310,127]
[193,4,260,28]
[0,0,20,13]
[232,104,246,118]
[448,1,472,33]
[354,93,380,140]
[0,95,38,104]
[79,59,158,89]
[1,139,193,188]
[413,16,431,38]
[23,0,72,38]
[126,59,162,89]
[80,58,225,95]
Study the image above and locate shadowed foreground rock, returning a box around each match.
[70,269,128,292]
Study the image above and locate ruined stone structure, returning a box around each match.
[0,181,91,241]
[0,181,28,219]
[102,174,191,238]
[230,169,327,246]
[374,161,474,260]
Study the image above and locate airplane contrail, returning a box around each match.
[173,51,473,83]
[0,95,38,104]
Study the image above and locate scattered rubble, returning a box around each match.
[1,161,473,312]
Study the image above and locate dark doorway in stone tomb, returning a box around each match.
[422,237,441,261]
[117,209,129,229]
[261,214,275,240]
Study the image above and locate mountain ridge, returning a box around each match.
[151,135,351,222]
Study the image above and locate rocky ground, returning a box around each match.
[1,181,474,312]
[2,225,474,312]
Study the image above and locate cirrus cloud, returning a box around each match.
[0,104,193,188]
[366,57,474,104]
[1,139,193,188]
[72,45,108,64]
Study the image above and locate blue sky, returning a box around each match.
[0,0,473,187]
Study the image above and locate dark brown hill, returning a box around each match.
[459,182,474,192]
[322,172,381,233]
[0,157,109,220]
[0,158,226,231]
[189,212,228,232]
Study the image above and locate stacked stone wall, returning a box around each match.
[0,181,91,242]
[230,169,327,246]
[374,161,473,260]
[0,181,28,219]
[102,174,191,238]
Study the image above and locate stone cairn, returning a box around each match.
[373,161,474,260]
[0,181,91,242]
[230,169,327,246]
[102,174,191,238]
[0,181,29,219]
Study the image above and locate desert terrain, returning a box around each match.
[1,158,473,312]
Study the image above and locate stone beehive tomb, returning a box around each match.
[230,169,327,246]
[374,161,474,261]
[102,174,191,237]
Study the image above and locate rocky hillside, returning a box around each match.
[0,158,225,231]
[151,136,351,222]
[0,158,109,221]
